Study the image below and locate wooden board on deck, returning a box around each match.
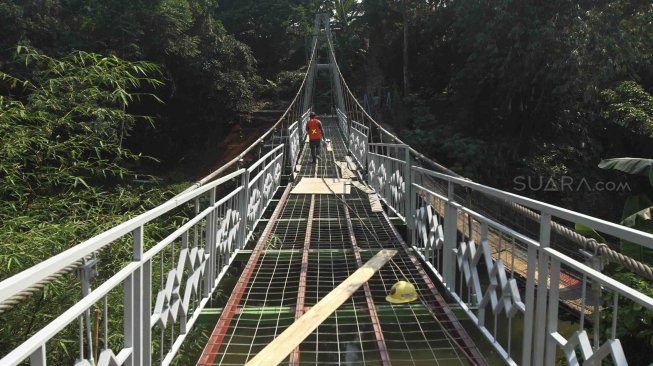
[349,181,383,212]
[368,194,384,212]
[350,181,374,194]
[335,161,356,179]
[345,156,357,171]
[244,249,397,366]
[291,178,352,194]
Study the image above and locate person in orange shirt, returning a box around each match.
[306,112,325,163]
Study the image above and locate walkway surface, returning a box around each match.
[197,118,487,365]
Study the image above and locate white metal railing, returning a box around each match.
[367,143,411,221]
[0,145,287,366]
[406,163,653,366]
[336,107,347,136]
[245,145,285,231]
[287,121,300,170]
[1,13,323,366]
[300,109,311,141]
[348,120,368,170]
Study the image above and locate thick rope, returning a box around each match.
[0,259,85,314]
[508,202,653,280]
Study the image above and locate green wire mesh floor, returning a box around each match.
[199,119,484,365]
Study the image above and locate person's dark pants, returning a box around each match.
[309,139,321,163]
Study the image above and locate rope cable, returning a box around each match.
[323,29,653,281]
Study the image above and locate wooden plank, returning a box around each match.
[345,156,357,171]
[350,180,374,194]
[244,249,397,366]
[369,194,384,212]
[334,161,356,179]
[346,181,383,212]
[291,178,351,194]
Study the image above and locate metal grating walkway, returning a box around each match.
[198,118,486,366]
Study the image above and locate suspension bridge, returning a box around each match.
[1,13,653,366]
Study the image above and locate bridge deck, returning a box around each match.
[198,119,486,365]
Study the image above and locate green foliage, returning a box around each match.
[590,154,653,364]
[154,0,201,58]
[599,158,653,187]
[574,223,607,243]
[333,0,361,30]
[263,69,306,100]
[599,157,653,264]
[619,194,653,264]
[601,270,653,363]
[0,181,190,363]
[0,45,191,363]
[0,46,162,203]
[602,81,653,137]
[215,0,316,76]
[356,0,652,194]
[0,0,262,170]
[400,94,488,177]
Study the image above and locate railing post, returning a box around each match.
[442,181,457,291]
[125,225,145,366]
[545,257,561,365]
[521,242,538,366]
[238,168,250,249]
[205,188,217,296]
[142,257,152,366]
[404,146,414,242]
[533,213,551,366]
[30,345,46,366]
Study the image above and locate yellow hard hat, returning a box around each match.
[385,280,418,304]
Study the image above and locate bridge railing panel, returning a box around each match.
[367,143,410,220]
[348,120,368,170]
[287,121,300,171]
[245,145,284,235]
[0,143,287,366]
[336,107,347,136]
[300,109,311,141]
[408,165,653,366]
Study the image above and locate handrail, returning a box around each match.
[0,168,245,304]
[413,166,653,249]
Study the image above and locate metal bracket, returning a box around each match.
[76,253,100,297]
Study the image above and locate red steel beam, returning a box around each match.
[288,194,315,366]
[197,183,293,366]
[344,207,392,366]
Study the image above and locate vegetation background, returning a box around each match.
[1,0,652,364]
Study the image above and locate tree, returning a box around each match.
[0,46,162,202]
[598,158,653,263]
[602,81,653,138]
[215,0,316,76]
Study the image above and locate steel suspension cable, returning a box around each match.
[324,32,653,280]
